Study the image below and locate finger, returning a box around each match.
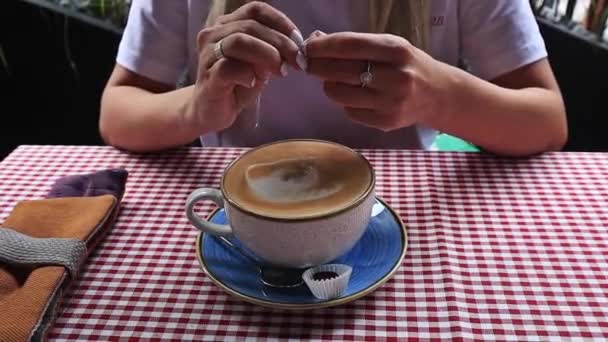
[197,19,300,70]
[306,32,411,65]
[208,58,257,91]
[304,30,326,51]
[323,82,381,109]
[310,30,326,38]
[202,33,282,79]
[344,107,399,132]
[234,81,266,111]
[217,1,301,45]
[309,59,404,89]
[308,59,363,86]
[205,59,264,112]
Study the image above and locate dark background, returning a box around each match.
[1,0,607,159]
[1,0,118,158]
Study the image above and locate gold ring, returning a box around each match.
[214,40,226,62]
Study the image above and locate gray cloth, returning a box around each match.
[0,227,86,278]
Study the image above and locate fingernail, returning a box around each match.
[249,77,256,88]
[290,29,305,50]
[303,31,325,56]
[264,78,270,85]
[296,51,308,71]
[280,61,289,77]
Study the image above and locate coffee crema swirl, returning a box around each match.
[223,141,373,219]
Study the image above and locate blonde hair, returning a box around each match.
[206,0,430,51]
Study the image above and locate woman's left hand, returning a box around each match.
[306,32,451,132]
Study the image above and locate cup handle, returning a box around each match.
[185,188,233,236]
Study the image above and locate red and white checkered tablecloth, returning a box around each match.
[1,145,608,341]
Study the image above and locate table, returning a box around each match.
[1,145,608,341]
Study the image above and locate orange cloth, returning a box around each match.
[0,195,118,341]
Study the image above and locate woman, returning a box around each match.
[100,0,567,156]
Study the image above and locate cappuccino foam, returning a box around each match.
[223,141,373,219]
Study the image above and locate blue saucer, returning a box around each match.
[196,197,407,309]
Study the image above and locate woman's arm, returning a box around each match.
[100,2,304,152]
[423,58,567,156]
[100,66,198,152]
[306,32,567,156]
[433,0,567,155]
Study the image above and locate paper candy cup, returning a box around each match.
[302,264,352,300]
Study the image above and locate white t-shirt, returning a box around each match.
[117,0,547,149]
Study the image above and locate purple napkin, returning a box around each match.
[47,169,128,200]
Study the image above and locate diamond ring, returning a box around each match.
[360,62,373,88]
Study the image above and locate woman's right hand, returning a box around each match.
[186,1,305,134]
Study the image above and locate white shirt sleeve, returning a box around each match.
[116,0,189,85]
[459,0,548,81]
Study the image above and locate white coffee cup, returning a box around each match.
[185,140,375,268]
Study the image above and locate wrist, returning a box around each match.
[178,85,208,139]
[421,61,466,130]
